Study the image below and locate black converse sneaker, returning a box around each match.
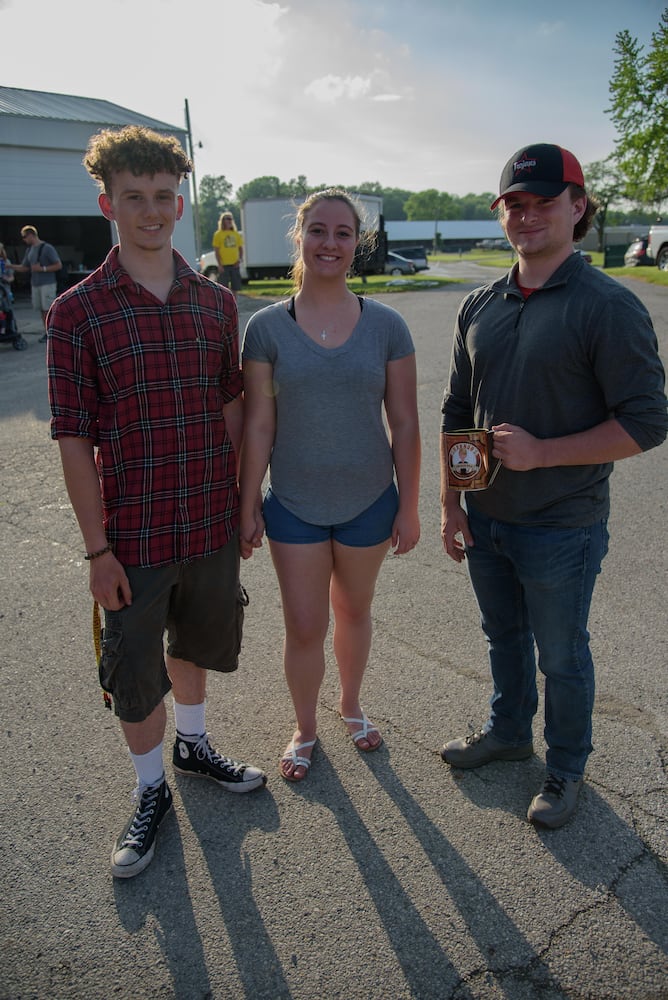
[111,779,173,879]
[173,733,267,793]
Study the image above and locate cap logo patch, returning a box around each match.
[513,155,537,176]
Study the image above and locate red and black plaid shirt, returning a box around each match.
[48,247,241,567]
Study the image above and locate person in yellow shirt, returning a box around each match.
[212,212,243,299]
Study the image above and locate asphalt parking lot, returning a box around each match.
[1,269,666,999]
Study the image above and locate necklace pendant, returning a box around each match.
[320,330,327,341]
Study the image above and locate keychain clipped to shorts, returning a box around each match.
[92,601,112,711]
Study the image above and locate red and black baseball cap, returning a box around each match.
[490,143,585,210]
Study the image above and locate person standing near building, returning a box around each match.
[47,125,266,879]
[440,143,667,828]
[212,211,243,299]
[14,225,62,342]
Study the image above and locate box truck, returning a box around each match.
[197,194,386,282]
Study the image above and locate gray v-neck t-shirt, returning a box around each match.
[242,297,415,524]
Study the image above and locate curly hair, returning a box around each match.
[83,125,192,193]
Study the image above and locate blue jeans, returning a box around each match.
[465,505,609,780]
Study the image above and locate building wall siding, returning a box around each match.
[1,146,99,215]
[1,97,197,265]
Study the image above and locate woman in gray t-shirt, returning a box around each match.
[240,189,421,782]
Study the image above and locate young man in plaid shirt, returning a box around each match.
[47,125,266,879]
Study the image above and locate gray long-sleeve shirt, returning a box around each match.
[442,253,667,526]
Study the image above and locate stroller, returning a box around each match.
[0,282,27,351]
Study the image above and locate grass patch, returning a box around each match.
[432,250,668,286]
[239,253,668,299]
[241,273,458,299]
[433,249,517,269]
[602,266,668,285]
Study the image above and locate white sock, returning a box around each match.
[129,743,165,788]
[173,700,206,739]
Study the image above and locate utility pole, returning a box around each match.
[184,98,202,259]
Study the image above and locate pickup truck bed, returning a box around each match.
[647,225,668,269]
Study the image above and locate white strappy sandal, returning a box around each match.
[280,737,317,782]
[340,713,383,752]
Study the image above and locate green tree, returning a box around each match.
[459,193,497,220]
[403,189,457,221]
[607,207,656,227]
[285,175,311,196]
[377,187,412,221]
[341,183,411,221]
[228,177,415,224]
[236,176,288,201]
[198,174,235,248]
[353,181,384,196]
[583,158,627,251]
[607,8,668,208]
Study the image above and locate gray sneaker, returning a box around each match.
[441,729,533,768]
[528,773,583,828]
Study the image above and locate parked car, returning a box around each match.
[391,246,429,271]
[624,236,652,267]
[385,251,417,276]
[198,249,249,283]
[198,250,219,280]
[647,224,668,270]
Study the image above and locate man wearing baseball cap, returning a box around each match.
[439,143,667,828]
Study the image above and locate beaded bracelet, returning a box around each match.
[85,544,112,561]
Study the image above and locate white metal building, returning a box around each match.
[386,219,506,250]
[0,86,197,287]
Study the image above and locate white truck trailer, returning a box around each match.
[197,194,386,282]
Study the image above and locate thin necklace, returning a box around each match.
[320,329,327,341]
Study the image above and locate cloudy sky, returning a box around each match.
[1,0,663,197]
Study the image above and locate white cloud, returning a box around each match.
[0,0,659,195]
[304,75,372,103]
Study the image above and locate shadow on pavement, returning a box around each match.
[113,811,214,999]
[445,757,668,955]
[174,777,285,998]
[304,747,567,998]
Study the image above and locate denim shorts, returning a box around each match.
[263,483,398,546]
[98,536,246,723]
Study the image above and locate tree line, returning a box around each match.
[195,177,504,249]
[196,8,667,251]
